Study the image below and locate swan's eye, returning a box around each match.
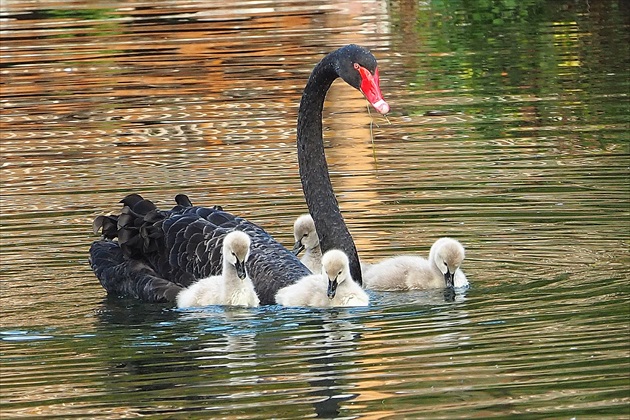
[353,63,360,70]
[338,270,342,276]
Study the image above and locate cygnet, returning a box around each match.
[177,230,259,308]
[363,237,469,291]
[276,249,369,307]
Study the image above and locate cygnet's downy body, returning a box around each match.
[276,249,369,307]
[363,237,469,291]
[177,230,260,308]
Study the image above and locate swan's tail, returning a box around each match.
[89,240,182,302]
[92,193,194,259]
[90,194,197,301]
[90,193,233,300]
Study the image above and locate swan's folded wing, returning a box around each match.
[159,208,311,304]
[92,200,311,304]
[89,240,182,302]
[241,225,311,304]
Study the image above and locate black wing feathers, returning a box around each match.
[90,193,310,304]
[89,240,182,302]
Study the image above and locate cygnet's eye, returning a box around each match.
[338,270,343,276]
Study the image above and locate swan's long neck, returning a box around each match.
[297,52,363,285]
[221,249,240,289]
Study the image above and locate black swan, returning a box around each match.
[89,44,389,304]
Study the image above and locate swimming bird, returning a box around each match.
[176,231,259,308]
[363,237,469,291]
[291,213,374,276]
[275,249,369,307]
[90,45,389,304]
[292,214,322,273]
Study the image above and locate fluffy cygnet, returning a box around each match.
[363,237,469,291]
[276,249,369,307]
[177,230,259,308]
[293,214,375,275]
[292,214,322,273]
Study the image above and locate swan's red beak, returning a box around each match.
[358,66,389,115]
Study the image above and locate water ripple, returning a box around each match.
[1,0,628,418]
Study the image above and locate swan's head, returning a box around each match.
[223,231,251,280]
[335,44,389,115]
[321,249,351,299]
[292,214,319,255]
[429,237,465,289]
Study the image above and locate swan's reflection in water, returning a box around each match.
[353,293,473,413]
[95,292,470,417]
[174,289,472,414]
[178,307,261,383]
[180,306,367,417]
[272,310,366,418]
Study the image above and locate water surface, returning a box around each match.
[1,0,629,418]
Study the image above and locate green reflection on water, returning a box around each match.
[390,0,629,138]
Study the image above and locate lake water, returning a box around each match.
[1,0,629,418]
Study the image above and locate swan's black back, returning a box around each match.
[90,194,310,304]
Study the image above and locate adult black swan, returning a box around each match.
[90,44,390,304]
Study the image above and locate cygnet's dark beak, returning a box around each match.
[444,271,455,289]
[327,277,338,299]
[235,259,247,280]
[292,240,305,256]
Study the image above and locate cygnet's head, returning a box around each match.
[321,249,351,299]
[292,214,319,255]
[223,231,251,280]
[429,237,465,288]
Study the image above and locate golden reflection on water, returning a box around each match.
[0,1,399,331]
